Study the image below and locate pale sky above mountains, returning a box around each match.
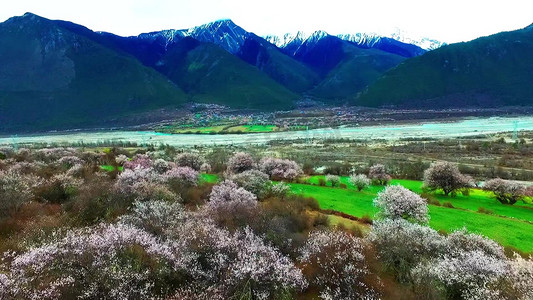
[2,0,532,43]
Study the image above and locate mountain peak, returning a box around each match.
[186,19,249,54]
[208,19,235,26]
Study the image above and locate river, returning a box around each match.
[1,116,531,147]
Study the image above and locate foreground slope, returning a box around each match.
[357,24,533,107]
[0,13,187,131]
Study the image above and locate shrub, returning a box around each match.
[259,157,303,181]
[115,154,129,165]
[230,169,271,198]
[507,254,533,300]
[123,154,152,170]
[483,178,525,205]
[209,180,257,204]
[226,152,254,174]
[350,174,370,191]
[325,174,340,187]
[298,230,378,299]
[368,219,445,282]
[175,153,204,171]
[423,161,473,196]
[121,200,185,236]
[427,198,441,206]
[369,164,391,185]
[152,158,173,174]
[413,250,508,300]
[445,229,506,259]
[164,166,199,188]
[478,207,494,215]
[270,182,290,198]
[442,202,454,208]
[57,155,84,169]
[1,223,197,299]
[0,170,43,219]
[35,173,82,204]
[374,185,429,224]
[207,181,258,226]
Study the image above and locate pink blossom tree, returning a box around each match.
[483,178,525,205]
[123,154,153,170]
[369,164,391,185]
[175,152,205,171]
[423,161,473,196]
[164,166,199,187]
[226,152,255,174]
[259,157,303,181]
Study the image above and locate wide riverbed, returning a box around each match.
[1,117,532,147]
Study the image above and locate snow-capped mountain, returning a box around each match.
[185,19,250,54]
[132,19,251,54]
[388,29,445,50]
[265,30,444,57]
[265,31,309,48]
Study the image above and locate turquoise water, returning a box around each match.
[1,117,531,147]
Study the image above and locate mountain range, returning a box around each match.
[0,12,531,132]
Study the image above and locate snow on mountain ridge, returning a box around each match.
[265,30,444,51]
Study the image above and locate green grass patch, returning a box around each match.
[226,125,278,133]
[200,173,220,184]
[194,174,533,251]
[162,125,228,134]
[290,178,533,252]
[99,165,123,172]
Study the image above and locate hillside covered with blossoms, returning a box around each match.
[0,146,532,299]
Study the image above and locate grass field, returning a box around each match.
[155,124,308,134]
[290,176,533,252]
[226,125,278,133]
[99,165,123,172]
[168,173,533,251]
[200,173,220,184]
[160,125,228,134]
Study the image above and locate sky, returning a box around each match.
[1,0,532,43]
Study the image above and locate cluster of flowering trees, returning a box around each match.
[1,147,532,299]
[370,180,533,299]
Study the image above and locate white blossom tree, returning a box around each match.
[368,219,445,282]
[298,230,378,299]
[350,174,370,191]
[325,174,341,187]
[374,185,429,224]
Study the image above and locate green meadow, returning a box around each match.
[152,173,533,252]
[290,176,533,252]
